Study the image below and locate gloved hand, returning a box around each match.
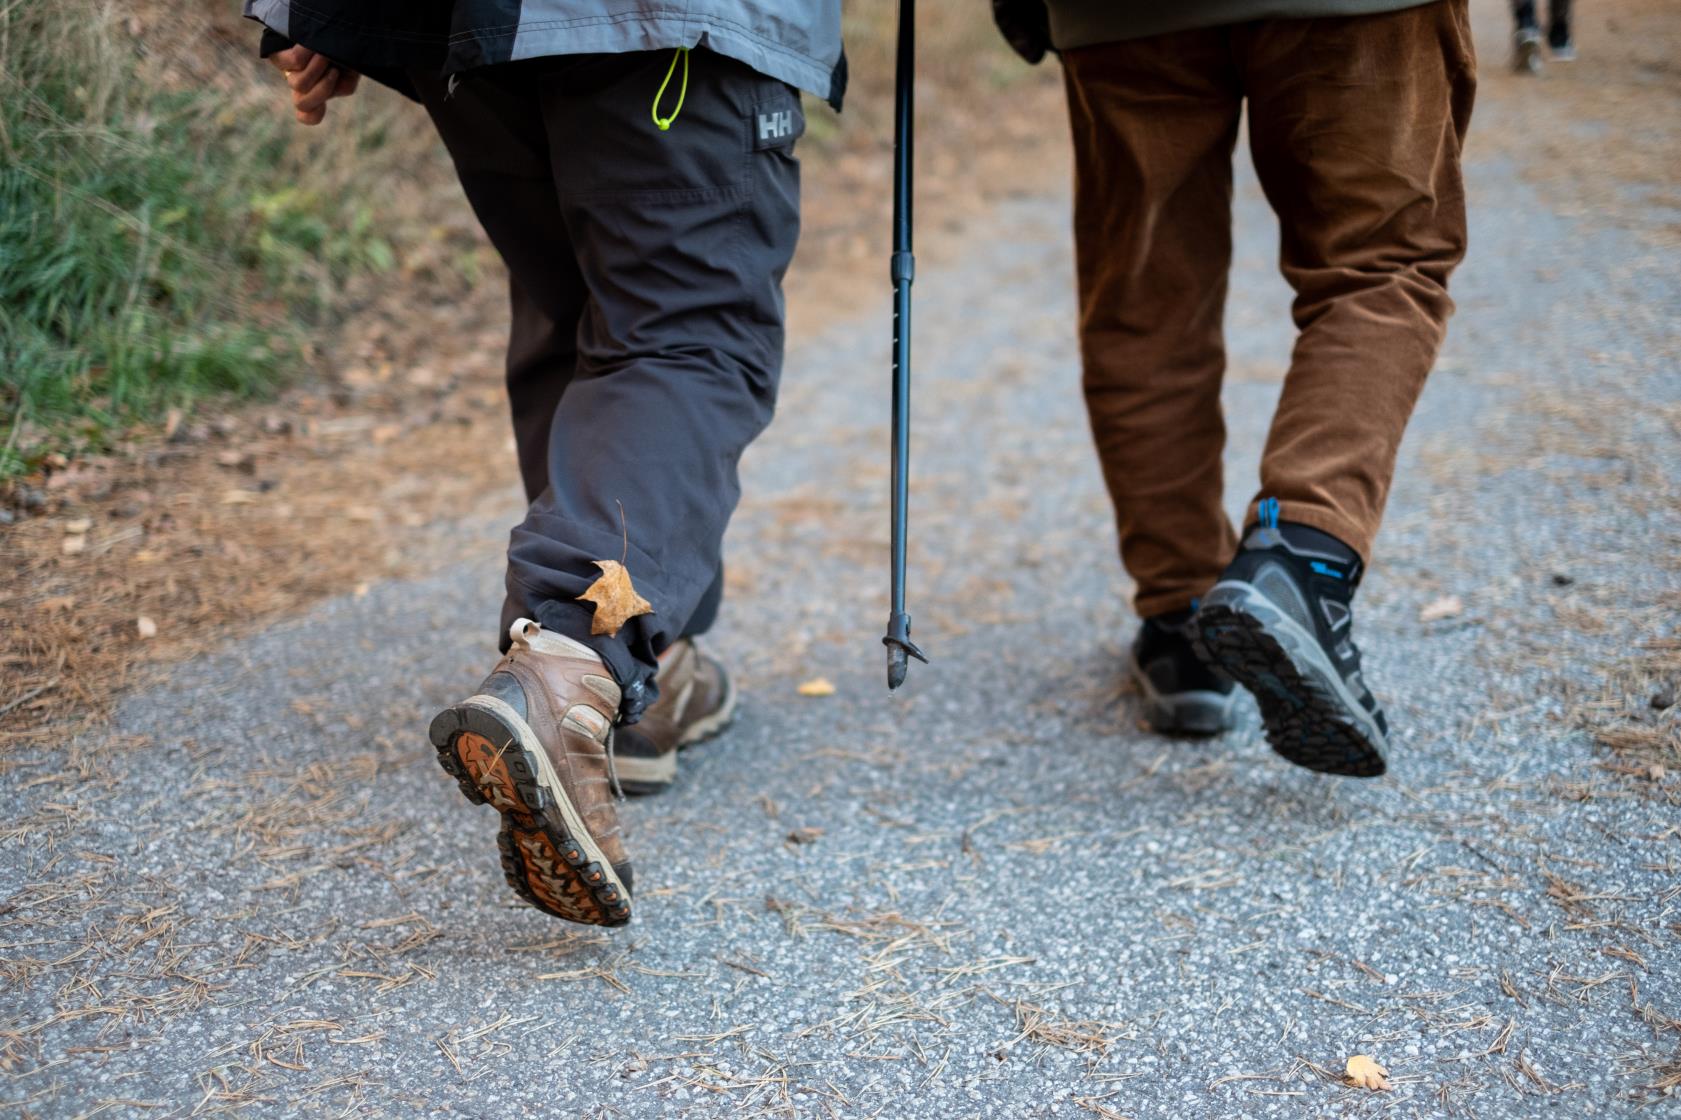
[992,0,1052,65]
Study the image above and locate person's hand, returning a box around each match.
[268,45,361,126]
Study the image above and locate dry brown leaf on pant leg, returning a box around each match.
[577,499,653,638]
[578,560,652,637]
[1344,1054,1392,1091]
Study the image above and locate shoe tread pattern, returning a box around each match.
[428,705,631,925]
[1194,601,1387,778]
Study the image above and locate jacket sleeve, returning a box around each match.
[992,0,1053,64]
[248,14,421,102]
[258,27,295,59]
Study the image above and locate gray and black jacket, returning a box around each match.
[244,0,846,108]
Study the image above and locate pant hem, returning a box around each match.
[528,598,660,724]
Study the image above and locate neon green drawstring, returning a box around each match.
[651,48,689,131]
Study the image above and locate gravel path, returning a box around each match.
[4,5,1677,1117]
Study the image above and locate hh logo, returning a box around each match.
[758,110,793,141]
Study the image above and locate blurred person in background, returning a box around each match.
[1511,0,1575,73]
[248,1,843,927]
[993,0,1475,778]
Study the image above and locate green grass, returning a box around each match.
[0,0,1024,482]
[0,2,407,480]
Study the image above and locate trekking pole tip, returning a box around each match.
[882,612,928,691]
[886,645,909,691]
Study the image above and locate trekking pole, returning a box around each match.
[883,0,928,691]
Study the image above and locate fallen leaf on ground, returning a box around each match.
[578,560,652,637]
[1345,1054,1391,1091]
[220,489,259,505]
[797,677,836,697]
[64,518,92,534]
[40,596,77,613]
[136,616,158,640]
[61,536,87,555]
[1419,594,1463,622]
[786,827,823,845]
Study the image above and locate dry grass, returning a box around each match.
[995,996,1135,1062]
[1498,388,1681,778]
[1568,637,1681,774]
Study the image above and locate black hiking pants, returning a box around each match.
[412,50,804,720]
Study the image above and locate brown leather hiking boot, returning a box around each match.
[428,619,633,926]
[613,639,737,795]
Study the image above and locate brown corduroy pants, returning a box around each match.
[1063,0,1476,618]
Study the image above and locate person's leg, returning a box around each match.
[419,56,796,925]
[1547,0,1575,56]
[1192,1,1475,777]
[415,67,639,926]
[506,277,728,645]
[499,50,802,720]
[1061,33,1244,622]
[1240,0,1475,559]
[1062,33,1244,736]
[415,65,730,668]
[411,67,588,505]
[1511,0,1544,72]
[503,280,576,504]
[683,566,726,637]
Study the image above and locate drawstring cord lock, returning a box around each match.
[651,47,689,131]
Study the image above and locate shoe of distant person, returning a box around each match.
[1513,25,1544,73]
[1193,511,1390,778]
[613,638,737,795]
[1128,609,1239,736]
[430,619,634,926]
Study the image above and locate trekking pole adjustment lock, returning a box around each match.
[891,251,915,285]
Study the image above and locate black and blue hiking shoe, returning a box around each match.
[1192,503,1389,777]
[1129,609,1238,736]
